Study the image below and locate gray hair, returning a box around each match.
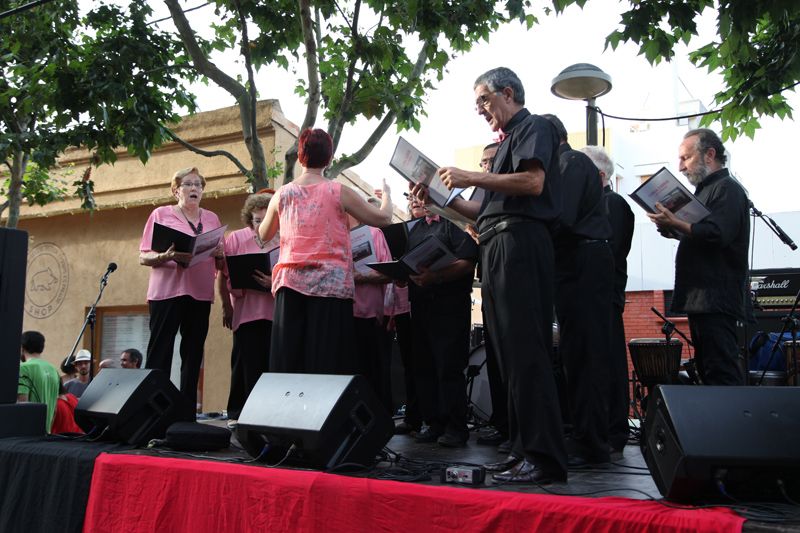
[581,145,615,184]
[474,67,525,105]
[685,128,727,165]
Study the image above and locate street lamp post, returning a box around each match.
[550,63,612,146]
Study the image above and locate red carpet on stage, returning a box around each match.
[84,454,744,532]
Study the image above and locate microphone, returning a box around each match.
[107,262,118,273]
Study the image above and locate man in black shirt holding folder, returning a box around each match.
[649,129,749,385]
[418,67,568,484]
[543,114,614,467]
[406,197,478,447]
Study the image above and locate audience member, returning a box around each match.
[50,381,83,434]
[64,349,92,398]
[18,331,60,433]
[120,348,143,369]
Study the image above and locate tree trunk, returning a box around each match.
[5,150,28,229]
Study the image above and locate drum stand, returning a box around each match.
[465,357,490,428]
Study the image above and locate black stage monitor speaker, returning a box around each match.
[0,228,28,404]
[236,373,394,470]
[643,385,800,502]
[75,369,194,446]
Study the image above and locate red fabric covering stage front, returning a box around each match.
[83,454,744,533]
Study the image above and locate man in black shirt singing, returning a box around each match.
[649,129,749,385]
[543,114,614,467]
[417,67,567,484]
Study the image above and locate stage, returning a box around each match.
[3,419,798,533]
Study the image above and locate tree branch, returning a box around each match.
[164,127,253,179]
[285,0,323,184]
[165,0,266,187]
[327,37,435,178]
[327,0,362,152]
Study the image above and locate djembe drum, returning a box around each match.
[628,338,683,417]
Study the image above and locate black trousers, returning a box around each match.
[689,313,745,385]
[410,292,471,437]
[481,312,508,436]
[227,319,272,420]
[354,316,392,412]
[146,296,211,411]
[608,303,630,450]
[392,312,421,428]
[555,241,614,461]
[481,221,566,476]
[270,288,356,375]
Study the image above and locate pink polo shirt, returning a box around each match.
[385,284,410,317]
[353,228,391,319]
[272,181,354,300]
[223,227,278,331]
[139,205,221,302]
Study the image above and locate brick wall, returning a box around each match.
[621,290,694,417]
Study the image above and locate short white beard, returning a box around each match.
[684,160,710,186]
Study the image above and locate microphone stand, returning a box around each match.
[650,307,699,384]
[750,201,798,251]
[650,307,693,347]
[64,265,115,376]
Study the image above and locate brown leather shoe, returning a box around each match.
[491,459,567,484]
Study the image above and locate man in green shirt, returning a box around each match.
[18,331,60,433]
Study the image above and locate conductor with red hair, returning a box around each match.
[259,128,394,375]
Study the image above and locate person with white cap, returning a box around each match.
[64,349,92,398]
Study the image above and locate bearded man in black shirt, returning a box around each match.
[649,129,749,385]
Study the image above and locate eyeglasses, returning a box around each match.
[475,90,502,109]
[180,181,204,189]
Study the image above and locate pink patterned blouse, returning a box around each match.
[271,181,354,300]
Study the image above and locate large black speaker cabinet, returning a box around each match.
[0,228,28,404]
[236,373,394,470]
[75,369,194,446]
[643,385,800,502]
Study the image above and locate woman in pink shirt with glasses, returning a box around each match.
[258,128,393,375]
[139,167,224,412]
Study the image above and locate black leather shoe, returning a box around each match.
[476,428,507,446]
[484,454,522,472]
[414,426,443,443]
[497,439,512,454]
[437,432,468,448]
[567,454,610,469]
[492,459,567,484]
